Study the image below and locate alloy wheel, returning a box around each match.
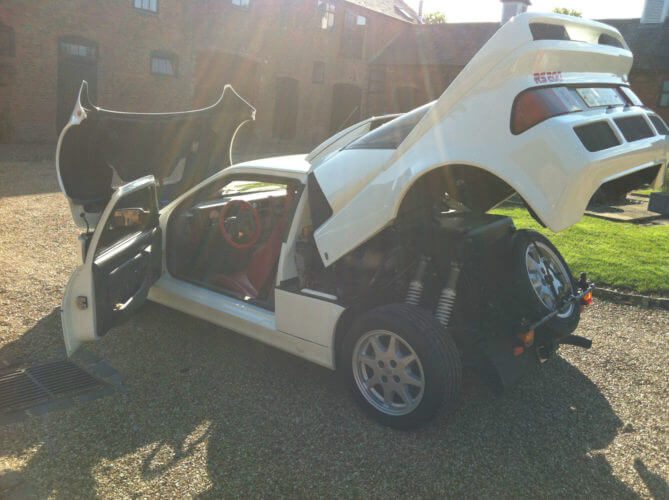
[352,330,425,416]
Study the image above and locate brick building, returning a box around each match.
[0,0,417,155]
[189,0,416,155]
[0,1,196,144]
[0,0,666,156]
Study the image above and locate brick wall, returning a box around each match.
[630,70,669,122]
[0,0,408,151]
[0,0,194,144]
[190,1,407,156]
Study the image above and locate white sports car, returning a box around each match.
[57,13,668,428]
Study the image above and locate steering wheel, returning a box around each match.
[218,199,262,250]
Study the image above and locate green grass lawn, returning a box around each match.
[492,206,669,295]
[631,188,657,196]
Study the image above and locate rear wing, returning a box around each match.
[522,13,628,49]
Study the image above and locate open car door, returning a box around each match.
[61,176,162,356]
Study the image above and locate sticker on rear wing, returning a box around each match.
[534,72,563,84]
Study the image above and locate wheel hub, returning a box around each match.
[525,242,574,319]
[352,330,425,416]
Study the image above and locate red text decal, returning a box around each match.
[533,71,563,84]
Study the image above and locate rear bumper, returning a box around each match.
[525,109,668,231]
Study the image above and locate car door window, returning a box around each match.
[96,184,158,257]
[167,176,301,307]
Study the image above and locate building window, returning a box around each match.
[312,61,325,84]
[340,11,366,58]
[660,80,669,107]
[133,0,158,13]
[151,51,177,76]
[232,0,250,9]
[273,78,299,140]
[59,38,97,60]
[0,23,14,57]
[319,1,336,30]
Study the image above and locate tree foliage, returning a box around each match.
[423,11,447,24]
[552,7,582,17]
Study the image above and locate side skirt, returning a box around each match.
[148,275,334,369]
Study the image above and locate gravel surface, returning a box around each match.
[0,161,668,498]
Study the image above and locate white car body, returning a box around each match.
[56,13,667,379]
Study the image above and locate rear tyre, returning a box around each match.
[340,304,462,430]
[510,230,580,338]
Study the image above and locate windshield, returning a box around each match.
[346,102,434,150]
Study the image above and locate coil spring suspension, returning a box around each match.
[435,262,461,328]
[405,256,429,306]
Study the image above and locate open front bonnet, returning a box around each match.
[56,82,255,229]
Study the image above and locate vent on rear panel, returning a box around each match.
[574,122,620,152]
[614,116,655,142]
[598,33,624,48]
[649,114,669,135]
[530,23,570,41]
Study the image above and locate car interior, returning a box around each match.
[167,176,302,308]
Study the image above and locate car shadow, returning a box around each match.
[0,161,60,198]
[0,303,637,497]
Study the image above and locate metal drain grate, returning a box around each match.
[0,360,105,415]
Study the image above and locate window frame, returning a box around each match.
[231,0,251,10]
[659,80,669,108]
[58,36,98,62]
[319,0,336,30]
[340,10,367,59]
[150,51,178,77]
[132,0,159,14]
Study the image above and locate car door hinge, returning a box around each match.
[76,296,88,310]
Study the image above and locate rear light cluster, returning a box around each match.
[512,85,655,136]
[512,87,583,134]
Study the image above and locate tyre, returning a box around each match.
[510,230,580,338]
[340,303,462,430]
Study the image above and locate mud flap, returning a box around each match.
[482,335,534,392]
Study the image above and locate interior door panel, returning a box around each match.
[92,227,162,335]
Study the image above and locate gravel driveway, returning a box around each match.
[0,161,667,498]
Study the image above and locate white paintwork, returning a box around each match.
[311,13,669,265]
[232,154,312,175]
[148,276,334,368]
[60,13,669,374]
[61,176,157,355]
[306,113,398,166]
[62,160,344,368]
[274,289,345,349]
[54,83,102,230]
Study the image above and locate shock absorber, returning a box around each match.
[435,261,461,329]
[405,256,429,306]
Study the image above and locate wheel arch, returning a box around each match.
[332,306,361,371]
[395,162,533,217]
